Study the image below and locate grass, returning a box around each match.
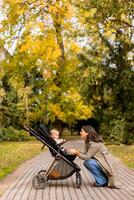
[107,144,134,168]
[0,140,45,181]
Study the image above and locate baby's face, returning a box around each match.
[51,131,59,140]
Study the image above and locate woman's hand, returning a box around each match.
[65,148,80,156]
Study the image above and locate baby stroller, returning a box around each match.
[24,124,82,190]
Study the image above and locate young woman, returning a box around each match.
[67,125,121,188]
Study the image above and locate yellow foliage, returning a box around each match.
[48,84,61,93]
[75,102,93,119]
[84,8,97,18]
[121,13,126,21]
[82,69,90,77]
[63,22,72,30]
[11,0,22,3]
[38,22,45,31]
[49,5,59,14]
[39,0,46,8]
[9,76,24,92]
[66,89,81,101]
[70,42,81,53]
[48,103,65,120]
[19,44,28,52]
[64,4,74,19]
[62,88,93,120]
[104,28,116,38]
[18,86,32,98]
[43,69,52,79]
[0,88,5,98]
[52,48,61,60]
[32,41,41,54]
[19,36,33,52]
[81,104,93,118]
[64,58,78,72]
[0,66,4,79]
[45,48,53,60]
[49,1,74,24]
[16,7,26,15]
[19,37,45,55]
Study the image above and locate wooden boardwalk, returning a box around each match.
[0,140,134,200]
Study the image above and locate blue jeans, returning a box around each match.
[84,159,108,186]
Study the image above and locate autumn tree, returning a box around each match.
[0,0,92,137]
[1,0,133,143]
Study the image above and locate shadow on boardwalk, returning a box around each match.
[0,140,134,200]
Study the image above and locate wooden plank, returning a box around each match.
[76,158,99,200]
[119,169,134,184]
[71,173,86,200]
[55,180,64,200]
[35,190,43,200]
[120,163,134,175]
[27,187,37,200]
[66,177,79,200]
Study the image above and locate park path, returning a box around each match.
[0,140,134,200]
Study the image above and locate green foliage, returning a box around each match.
[74,0,134,144]
[100,117,125,144]
[0,127,29,141]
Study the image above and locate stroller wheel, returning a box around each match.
[76,172,82,188]
[38,170,49,181]
[38,170,47,175]
[32,174,48,190]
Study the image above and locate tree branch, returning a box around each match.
[109,18,134,28]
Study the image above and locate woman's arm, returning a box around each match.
[73,142,103,160]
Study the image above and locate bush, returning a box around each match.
[0,126,30,141]
[100,118,125,144]
[62,128,71,136]
[122,121,134,145]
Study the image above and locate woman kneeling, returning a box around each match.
[67,125,121,188]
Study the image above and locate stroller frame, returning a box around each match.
[24,125,82,190]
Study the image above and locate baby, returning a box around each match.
[50,129,66,146]
[50,128,76,161]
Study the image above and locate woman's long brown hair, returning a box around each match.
[82,125,103,143]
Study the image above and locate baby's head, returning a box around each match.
[50,129,59,140]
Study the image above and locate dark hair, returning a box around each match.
[82,125,103,143]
